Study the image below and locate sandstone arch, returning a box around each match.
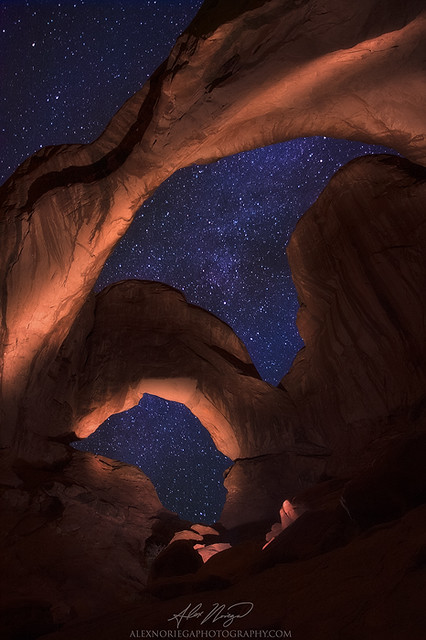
[1,0,426,456]
[2,2,426,634]
[39,279,303,461]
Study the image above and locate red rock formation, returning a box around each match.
[1,0,425,456]
[1,0,425,519]
[44,502,426,639]
[37,280,295,461]
[222,154,426,525]
[264,499,301,545]
[38,433,426,638]
[0,448,180,635]
[7,155,426,519]
[1,0,426,637]
[283,155,426,475]
[3,150,425,636]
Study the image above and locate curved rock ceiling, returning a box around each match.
[47,279,293,461]
[2,4,426,632]
[1,0,426,467]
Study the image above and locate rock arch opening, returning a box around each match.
[73,137,397,522]
[0,0,416,527]
[73,394,231,523]
[1,1,426,635]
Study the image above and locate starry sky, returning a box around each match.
[1,0,395,523]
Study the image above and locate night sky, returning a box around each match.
[1,0,395,523]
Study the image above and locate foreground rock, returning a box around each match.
[0,448,183,637]
[43,492,426,639]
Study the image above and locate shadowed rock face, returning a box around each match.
[222,154,426,524]
[0,449,179,634]
[43,502,426,640]
[282,155,426,473]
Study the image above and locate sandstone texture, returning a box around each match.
[1,0,426,455]
[36,279,296,461]
[11,153,426,526]
[4,151,423,639]
[1,0,426,638]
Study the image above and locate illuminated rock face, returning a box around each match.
[24,153,426,531]
[4,157,426,492]
[35,280,296,461]
[1,1,426,634]
[1,0,425,454]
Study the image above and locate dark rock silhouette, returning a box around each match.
[0,449,179,629]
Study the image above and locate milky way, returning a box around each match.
[1,0,395,522]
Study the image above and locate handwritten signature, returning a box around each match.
[168,602,254,629]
